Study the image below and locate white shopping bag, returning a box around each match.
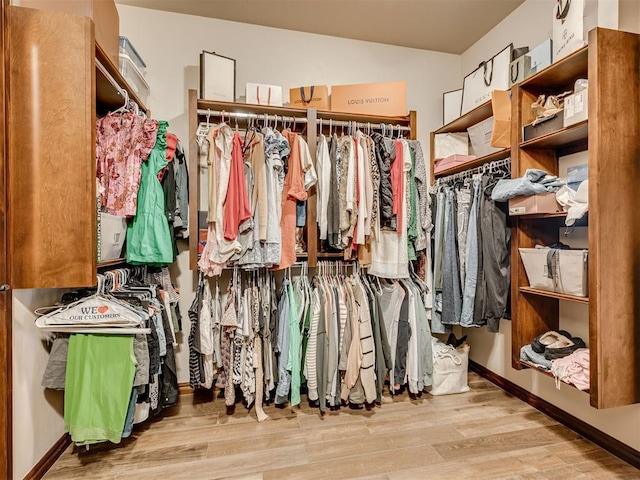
[246,83,283,106]
[461,44,512,115]
[552,0,598,61]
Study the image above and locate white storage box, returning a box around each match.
[519,247,588,297]
[434,132,469,159]
[119,54,150,105]
[563,88,588,127]
[467,117,502,157]
[99,213,127,261]
[119,36,146,74]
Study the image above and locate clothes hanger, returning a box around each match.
[112,89,130,115]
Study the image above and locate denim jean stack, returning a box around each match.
[431,163,511,334]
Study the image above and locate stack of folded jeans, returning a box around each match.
[491,169,565,202]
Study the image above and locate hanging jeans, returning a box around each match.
[430,190,450,334]
[442,187,462,325]
[479,180,511,332]
[456,186,472,287]
[460,176,482,327]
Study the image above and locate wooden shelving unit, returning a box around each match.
[510,28,640,409]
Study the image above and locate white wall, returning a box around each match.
[117,4,462,385]
[461,0,640,452]
[13,290,66,479]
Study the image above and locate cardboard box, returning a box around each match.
[331,81,407,116]
[434,155,477,174]
[21,0,120,65]
[508,193,563,216]
[522,114,564,142]
[468,117,502,157]
[289,86,330,110]
[563,89,588,127]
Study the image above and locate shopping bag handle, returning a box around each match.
[480,59,494,87]
[256,86,272,106]
[556,0,571,22]
[300,86,315,105]
[510,62,520,83]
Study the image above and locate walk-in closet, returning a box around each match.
[1,1,639,479]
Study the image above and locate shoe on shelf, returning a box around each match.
[531,330,572,354]
[544,336,586,360]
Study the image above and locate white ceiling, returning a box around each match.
[115,0,524,54]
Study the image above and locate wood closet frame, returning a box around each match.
[187,89,417,270]
[1,5,151,477]
[429,27,640,409]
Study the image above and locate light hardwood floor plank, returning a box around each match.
[43,373,638,479]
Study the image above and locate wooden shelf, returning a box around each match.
[315,109,411,124]
[512,212,567,220]
[520,121,588,150]
[519,287,589,304]
[520,361,588,393]
[95,43,148,116]
[434,100,492,134]
[97,257,127,268]
[520,46,588,91]
[197,99,310,119]
[434,148,510,178]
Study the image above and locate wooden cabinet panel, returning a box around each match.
[8,6,96,289]
[588,28,640,409]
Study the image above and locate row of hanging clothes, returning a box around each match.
[188,260,434,421]
[197,112,315,276]
[430,158,512,334]
[96,93,188,266]
[37,266,182,446]
[315,121,431,280]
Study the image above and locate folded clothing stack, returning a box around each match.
[519,330,587,388]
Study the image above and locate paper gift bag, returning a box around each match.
[246,83,283,106]
[461,44,512,115]
[289,85,330,110]
[490,90,511,148]
[443,88,463,124]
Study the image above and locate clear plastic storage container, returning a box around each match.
[119,54,150,106]
[119,36,146,74]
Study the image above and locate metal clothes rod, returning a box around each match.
[197,109,309,124]
[436,157,511,184]
[317,118,411,132]
[96,59,125,97]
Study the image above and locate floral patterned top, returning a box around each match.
[96,111,158,217]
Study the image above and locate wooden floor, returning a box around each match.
[45,373,639,479]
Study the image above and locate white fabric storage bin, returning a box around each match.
[430,338,470,396]
[467,117,502,157]
[434,132,469,159]
[519,247,588,297]
[100,213,127,261]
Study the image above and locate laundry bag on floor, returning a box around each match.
[429,337,470,395]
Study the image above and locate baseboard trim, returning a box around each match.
[178,382,192,395]
[24,433,71,480]
[469,360,640,469]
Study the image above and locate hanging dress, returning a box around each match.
[126,120,174,265]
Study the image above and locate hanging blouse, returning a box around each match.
[126,121,174,265]
[96,111,158,217]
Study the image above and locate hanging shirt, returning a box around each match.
[272,131,306,271]
[126,121,174,266]
[223,132,252,241]
[316,134,331,240]
[96,111,158,217]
